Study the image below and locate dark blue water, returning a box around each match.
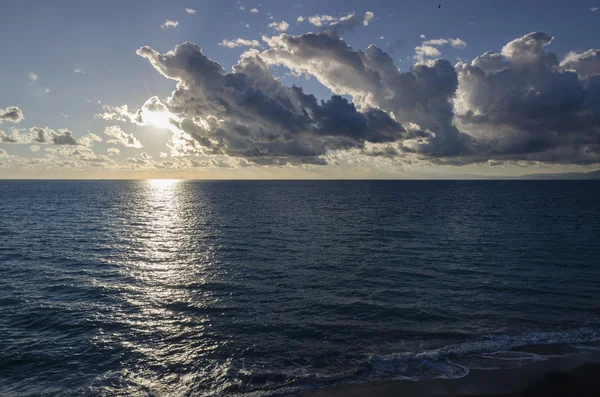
[1,180,599,396]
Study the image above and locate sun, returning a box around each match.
[143,110,174,129]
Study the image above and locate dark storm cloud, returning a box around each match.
[0,106,24,123]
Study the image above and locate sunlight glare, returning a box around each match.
[144,110,175,129]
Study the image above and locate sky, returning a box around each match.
[1,0,600,179]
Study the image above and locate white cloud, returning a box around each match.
[219,38,261,48]
[30,145,40,152]
[103,126,142,148]
[424,38,448,46]
[413,45,442,61]
[298,12,374,34]
[449,38,467,48]
[107,147,120,156]
[560,49,600,78]
[185,8,196,15]
[250,8,259,13]
[415,37,467,60]
[74,68,85,73]
[161,20,179,29]
[268,21,289,32]
[591,7,599,12]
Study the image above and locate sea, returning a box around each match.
[1,180,599,396]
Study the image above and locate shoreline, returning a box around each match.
[291,357,600,397]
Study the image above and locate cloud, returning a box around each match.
[591,7,599,12]
[560,49,600,78]
[414,37,467,60]
[298,12,374,34]
[268,21,289,32]
[104,126,142,148]
[185,8,196,15]
[0,106,24,123]
[30,145,40,152]
[1,126,80,145]
[74,68,85,73]
[52,130,78,145]
[28,72,37,82]
[219,38,261,48]
[78,133,103,147]
[136,42,411,164]
[453,32,600,164]
[107,147,120,156]
[250,8,259,13]
[449,38,467,48]
[413,45,442,61]
[161,20,179,29]
[133,31,600,166]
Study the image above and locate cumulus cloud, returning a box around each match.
[0,106,24,123]
[268,21,289,32]
[107,147,120,156]
[260,31,471,156]
[104,126,142,148]
[161,20,179,29]
[219,38,261,48]
[250,8,259,13]
[454,32,600,164]
[560,49,600,78]
[185,8,196,15]
[136,42,411,164]
[131,30,600,166]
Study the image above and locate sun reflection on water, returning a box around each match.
[92,179,229,395]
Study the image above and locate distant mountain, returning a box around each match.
[459,170,600,180]
[515,170,600,180]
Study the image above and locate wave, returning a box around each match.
[213,327,600,397]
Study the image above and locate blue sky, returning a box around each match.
[1,1,599,178]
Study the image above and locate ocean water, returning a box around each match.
[1,180,599,396]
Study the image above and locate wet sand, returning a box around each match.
[292,361,600,397]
